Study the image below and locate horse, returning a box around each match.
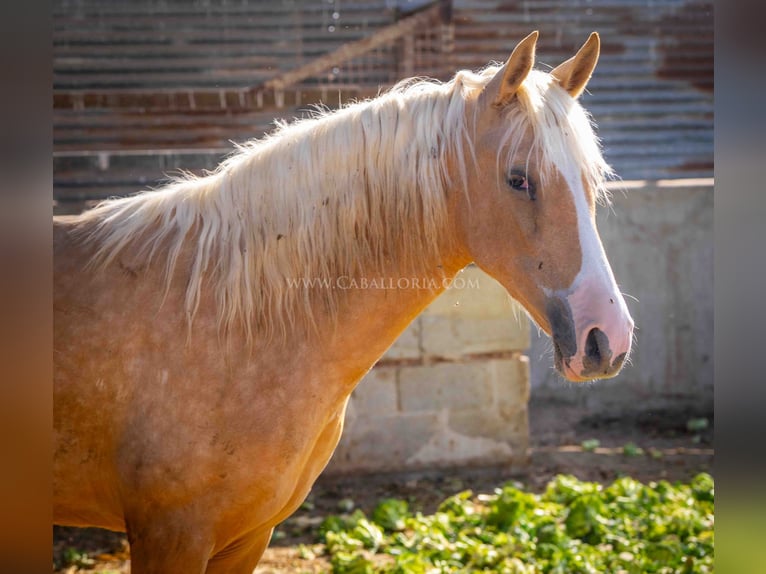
[53,31,634,572]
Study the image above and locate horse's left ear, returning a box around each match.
[551,32,600,98]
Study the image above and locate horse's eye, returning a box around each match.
[507,171,536,200]
[508,174,527,190]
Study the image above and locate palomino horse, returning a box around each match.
[54,32,634,572]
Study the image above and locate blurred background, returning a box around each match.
[52,1,713,570]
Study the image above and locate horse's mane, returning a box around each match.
[74,66,612,341]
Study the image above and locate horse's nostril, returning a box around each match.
[585,327,602,362]
[581,328,618,378]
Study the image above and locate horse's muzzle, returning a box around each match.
[547,294,633,382]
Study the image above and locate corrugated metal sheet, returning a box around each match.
[450,0,713,180]
[53,0,713,207]
[53,0,397,90]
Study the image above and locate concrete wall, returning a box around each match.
[529,179,714,412]
[326,266,531,475]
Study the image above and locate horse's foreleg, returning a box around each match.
[205,528,273,574]
[128,532,210,574]
[125,515,213,574]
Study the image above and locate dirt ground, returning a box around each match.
[52,399,713,573]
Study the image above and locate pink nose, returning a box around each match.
[565,315,634,381]
[548,294,634,382]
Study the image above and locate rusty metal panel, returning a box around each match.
[53,0,397,90]
[53,0,712,207]
[451,0,713,179]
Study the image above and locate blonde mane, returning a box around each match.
[74,65,613,341]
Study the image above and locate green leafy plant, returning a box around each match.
[622,442,645,457]
[317,473,714,573]
[686,418,709,433]
[372,498,410,532]
[581,438,600,452]
[62,547,95,568]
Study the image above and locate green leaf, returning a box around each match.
[686,418,709,432]
[691,473,715,503]
[372,498,410,532]
[330,551,375,574]
[581,438,601,451]
[622,442,645,457]
[564,494,608,544]
[319,509,367,540]
[486,485,536,530]
[436,489,474,518]
[352,519,385,551]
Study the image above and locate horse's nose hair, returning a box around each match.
[584,327,609,371]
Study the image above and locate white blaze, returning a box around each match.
[553,160,634,377]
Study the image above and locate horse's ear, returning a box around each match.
[551,32,600,98]
[485,30,539,108]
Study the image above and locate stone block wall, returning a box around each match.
[326,266,531,475]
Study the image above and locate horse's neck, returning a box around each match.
[309,250,471,396]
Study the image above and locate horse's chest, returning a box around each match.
[270,401,348,519]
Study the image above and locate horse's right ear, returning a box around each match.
[483,31,538,108]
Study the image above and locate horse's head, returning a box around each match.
[451,31,634,382]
